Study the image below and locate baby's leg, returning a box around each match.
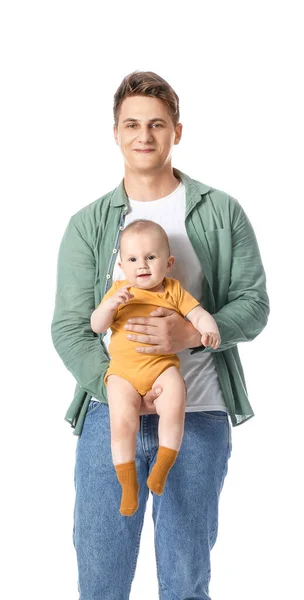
[152,366,186,451]
[107,375,142,465]
[107,375,142,516]
[147,366,186,495]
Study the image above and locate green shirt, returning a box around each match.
[51,168,270,435]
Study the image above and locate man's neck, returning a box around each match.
[123,166,180,201]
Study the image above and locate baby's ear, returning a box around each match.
[167,255,175,270]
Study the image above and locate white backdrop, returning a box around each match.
[1,1,303,599]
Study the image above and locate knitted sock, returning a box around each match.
[114,461,139,516]
[147,446,178,495]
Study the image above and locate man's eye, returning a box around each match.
[126,123,162,128]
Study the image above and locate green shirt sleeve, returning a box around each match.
[51,216,109,400]
[191,200,270,354]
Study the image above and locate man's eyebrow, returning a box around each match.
[122,118,167,123]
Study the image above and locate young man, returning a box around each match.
[51,71,269,599]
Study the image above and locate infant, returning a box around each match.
[91,219,220,516]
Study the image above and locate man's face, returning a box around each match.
[113,95,182,173]
[118,230,174,291]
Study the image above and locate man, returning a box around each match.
[51,70,269,600]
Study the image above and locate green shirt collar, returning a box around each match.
[110,168,211,210]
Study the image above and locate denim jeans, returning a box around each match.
[73,400,232,600]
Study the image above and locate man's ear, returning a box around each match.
[113,124,118,145]
[174,123,183,145]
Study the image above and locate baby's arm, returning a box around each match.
[91,284,134,334]
[185,305,221,349]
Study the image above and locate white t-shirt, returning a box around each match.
[93,180,227,413]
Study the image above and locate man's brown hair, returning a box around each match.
[113,70,180,127]
[119,219,171,258]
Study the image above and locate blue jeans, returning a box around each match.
[73,400,232,600]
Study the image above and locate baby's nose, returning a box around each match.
[138,259,148,268]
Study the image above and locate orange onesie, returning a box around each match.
[98,277,200,396]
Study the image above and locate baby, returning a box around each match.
[91,219,220,516]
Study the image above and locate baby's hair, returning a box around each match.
[119,219,170,257]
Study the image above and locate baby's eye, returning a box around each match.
[129,257,136,262]
[148,255,155,260]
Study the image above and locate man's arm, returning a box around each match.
[51,216,109,399]
[191,199,270,354]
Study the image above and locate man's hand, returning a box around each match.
[124,307,202,354]
[139,377,187,415]
[139,387,162,415]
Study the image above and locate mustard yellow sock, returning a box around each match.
[114,461,139,516]
[147,446,178,495]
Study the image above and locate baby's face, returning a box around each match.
[118,230,174,291]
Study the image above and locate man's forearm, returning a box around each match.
[51,318,110,400]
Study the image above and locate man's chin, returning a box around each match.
[126,160,162,173]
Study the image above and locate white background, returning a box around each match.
[1,1,303,599]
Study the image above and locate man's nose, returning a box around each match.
[137,125,154,143]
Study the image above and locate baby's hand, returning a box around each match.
[109,285,134,309]
[201,332,221,350]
